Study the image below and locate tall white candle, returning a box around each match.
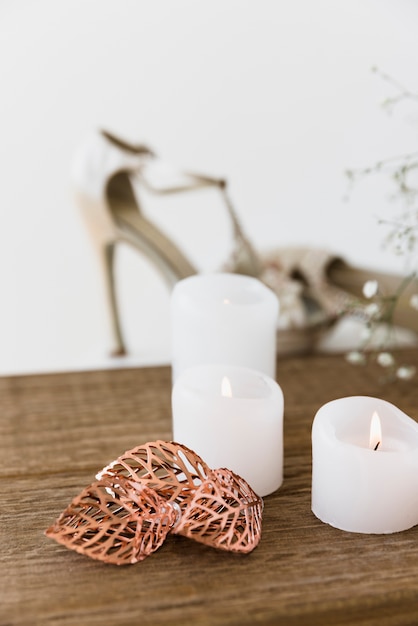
[170,273,278,382]
[172,364,284,497]
[311,396,418,533]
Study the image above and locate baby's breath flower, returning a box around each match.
[360,326,372,341]
[362,280,379,299]
[346,350,366,365]
[377,352,395,367]
[396,365,416,380]
[365,302,380,318]
[344,71,418,383]
[410,294,418,310]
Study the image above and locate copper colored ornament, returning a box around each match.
[45,479,177,565]
[96,440,211,509]
[174,468,263,553]
[46,441,263,565]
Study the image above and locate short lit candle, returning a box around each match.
[172,364,284,497]
[170,273,279,381]
[311,396,418,533]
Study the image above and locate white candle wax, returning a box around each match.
[311,396,418,534]
[172,364,284,497]
[170,273,278,382]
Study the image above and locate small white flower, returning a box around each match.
[365,303,380,318]
[410,294,418,311]
[377,352,395,367]
[360,326,372,341]
[362,280,379,299]
[346,350,366,365]
[396,365,416,380]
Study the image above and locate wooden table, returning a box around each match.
[2,351,418,626]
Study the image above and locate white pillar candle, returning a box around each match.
[170,273,278,382]
[172,363,284,497]
[312,396,418,534]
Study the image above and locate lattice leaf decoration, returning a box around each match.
[46,441,263,564]
[175,468,263,553]
[45,479,176,565]
[96,440,211,510]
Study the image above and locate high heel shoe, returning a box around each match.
[72,129,260,356]
[73,131,417,359]
[255,246,418,353]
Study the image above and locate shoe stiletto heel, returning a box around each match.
[72,129,260,356]
[101,241,126,357]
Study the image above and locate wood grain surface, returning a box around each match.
[2,352,418,626]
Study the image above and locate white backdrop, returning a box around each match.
[1,0,417,375]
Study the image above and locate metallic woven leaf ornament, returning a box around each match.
[97,440,211,509]
[46,480,176,564]
[175,468,263,552]
[46,441,263,564]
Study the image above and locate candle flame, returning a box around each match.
[369,411,382,450]
[221,376,232,398]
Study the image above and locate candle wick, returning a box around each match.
[374,441,380,451]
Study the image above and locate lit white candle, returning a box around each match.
[170,273,278,382]
[172,364,284,497]
[311,396,418,533]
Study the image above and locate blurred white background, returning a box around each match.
[1,0,417,375]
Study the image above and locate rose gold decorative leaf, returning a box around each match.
[45,480,176,565]
[46,441,263,563]
[97,441,210,509]
[174,468,263,553]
